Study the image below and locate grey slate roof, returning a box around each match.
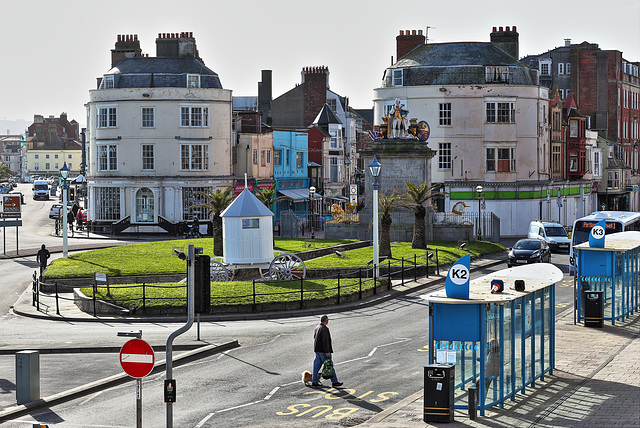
[384,42,538,87]
[98,57,222,89]
[221,188,274,218]
[313,103,342,126]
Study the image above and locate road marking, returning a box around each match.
[264,387,279,400]
[338,338,411,365]
[79,390,105,406]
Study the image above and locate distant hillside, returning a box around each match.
[0,119,30,136]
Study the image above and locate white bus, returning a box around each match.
[569,211,640,275]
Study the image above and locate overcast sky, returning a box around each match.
[1,0,638,133]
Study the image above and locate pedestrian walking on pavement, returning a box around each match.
[312,315,343,388]
[67,210,75,237]
[36,244,50,278]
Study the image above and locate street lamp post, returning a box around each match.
[369,156,382,278]
[60,163,70,258]
[476,185,483,241]
[309,186,316,240]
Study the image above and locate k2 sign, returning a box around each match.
[445,254,470,299]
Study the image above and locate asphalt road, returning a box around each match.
[0,186,576,427]
[0,255,575,427]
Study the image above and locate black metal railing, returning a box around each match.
[32,249,441,317]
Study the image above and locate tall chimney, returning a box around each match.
[258,70,273,124]
[302,66,329,127]
[396,29,425,61]
[111,34,142,67]
[564,38,571,47]
[490,25,519,59]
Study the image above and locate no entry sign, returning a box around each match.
[120,339,155,378]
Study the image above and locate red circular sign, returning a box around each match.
[120,339,155,378]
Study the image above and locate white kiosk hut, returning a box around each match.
[213,186,306,281]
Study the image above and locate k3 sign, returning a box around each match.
[588,219,606,248]
[445,254,470,299]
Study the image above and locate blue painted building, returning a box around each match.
[272,129,309,221]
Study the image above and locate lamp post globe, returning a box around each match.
[368,156,382,278]
[60,163,70,258]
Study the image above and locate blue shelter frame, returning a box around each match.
[421,264,562,415]
[575,231,640,325]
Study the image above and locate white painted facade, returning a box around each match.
[374,84,597,236]
[86,86,233,230]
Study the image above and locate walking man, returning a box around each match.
[312,315,343,388]
[36,244,50,278]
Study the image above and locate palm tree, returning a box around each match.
[195,187,234,256]
[402,182,442,249]
[255,184,291,209]
[377,193,401,258]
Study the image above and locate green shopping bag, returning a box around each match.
[321,358,334,379]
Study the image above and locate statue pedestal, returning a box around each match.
[360,139,437,241]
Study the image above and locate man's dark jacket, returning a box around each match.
[313,323,333,353]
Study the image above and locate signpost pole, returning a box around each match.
[137,379,142,428]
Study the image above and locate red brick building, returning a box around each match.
[28,113,79,148]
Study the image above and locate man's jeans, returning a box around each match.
[312,352,338,384]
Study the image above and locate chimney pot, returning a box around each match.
[405,29,410,35]
[493,27,497,32]
[565,38,571,47]
[499,26,503,32]
[506,26,510,32]
[412,30,416,35]
[512,26,517,32]
[399,30,404,35]
[190,32,193,37]
[134,34,138,41]
[418,29,423,35]
[117,35,121,42]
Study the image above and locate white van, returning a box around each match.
[527,221,570,252]
[32,180,49,200]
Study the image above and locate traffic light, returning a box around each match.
[69,187,75,201]
[164,379,176,403]
[194,254,211,313]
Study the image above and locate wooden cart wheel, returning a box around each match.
[210,260,230,282]
[269,253,306,280]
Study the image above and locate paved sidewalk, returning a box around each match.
[358,309,640,428]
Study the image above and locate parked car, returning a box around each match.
[527,220,570,252]
[507,238,552,268]
[49,201,74,219]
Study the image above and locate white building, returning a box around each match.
[86,33,233,232]
[373,27,597,236]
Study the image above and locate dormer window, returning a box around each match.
[104,75,115,89]
[187,74,200,88]
[392,69,403,87]
[539,60,551,76]
[485,66,509,83]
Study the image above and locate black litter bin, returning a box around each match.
[424,364,454,423]
[583,291,604,328]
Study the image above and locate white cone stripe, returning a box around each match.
[121,353,154,364]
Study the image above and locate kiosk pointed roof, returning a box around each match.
[221,188,274,217]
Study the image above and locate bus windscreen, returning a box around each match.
[572,220,623,247]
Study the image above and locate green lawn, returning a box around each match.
[304,240,504,268]
[52,237,504,312]
[44,237,359,279]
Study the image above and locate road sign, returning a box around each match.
[120,339,155,378]
[349,184,357,195]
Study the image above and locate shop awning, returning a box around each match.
[278,188,312,201]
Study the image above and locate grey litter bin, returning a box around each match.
[584,291,604,328]
[424,364,454,423]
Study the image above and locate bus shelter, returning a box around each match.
[420,264,562,415]
[575,231,640,325]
